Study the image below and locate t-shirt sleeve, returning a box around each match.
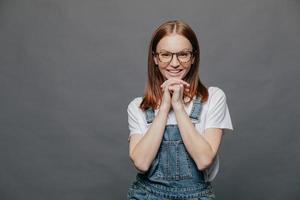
[127,98,146,141]
[204,88,234,133]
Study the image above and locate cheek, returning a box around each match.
[182,66,191,74]
[158,66,167,74]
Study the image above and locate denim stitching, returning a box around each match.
[176,143,179,177]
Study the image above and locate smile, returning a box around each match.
[167,69,183,75]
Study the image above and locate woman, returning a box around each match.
[126,20,233,200]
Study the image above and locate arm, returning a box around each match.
[173,104,223,170]
[129,106,169,173]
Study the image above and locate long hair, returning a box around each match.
[140,20,208,111]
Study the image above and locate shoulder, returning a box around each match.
[207,86,226,102]
[208,86,225,97]
[127,96,143,111]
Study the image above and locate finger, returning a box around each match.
[161,82,168,88]
[180,80,190,87]
[161,82,168,90]
[168,82,189,89]
[180,84,184,91]
[161,79,189,87]
[161,80,189,92]
[164,79,190,86]
[180,84,184,96]
[168,78,190,86]
[168,85,176,92]
[170,84,181,92]
[169,79,189,87]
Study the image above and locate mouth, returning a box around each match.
[167,69,183,76]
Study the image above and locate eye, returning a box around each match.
[178,52,189,57]
[160,52,171,57]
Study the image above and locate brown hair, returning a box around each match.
[140,20,208,111]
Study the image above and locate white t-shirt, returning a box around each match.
[127,86,234,182]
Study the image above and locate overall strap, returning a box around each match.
[145,107,155,124]
[189,96,202,122]
[145,96,202,124]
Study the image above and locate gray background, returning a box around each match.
[0,0,299,199]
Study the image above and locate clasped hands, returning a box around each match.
[160,78,190,111]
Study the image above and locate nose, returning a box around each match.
[170,54,180,67]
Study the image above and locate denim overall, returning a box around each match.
[127,97,216,200]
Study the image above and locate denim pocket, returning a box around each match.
[127,183,150,200]
[199,189,216,200]
[186,192,216,200]
[198,195,216,200]
[154,140,193,181]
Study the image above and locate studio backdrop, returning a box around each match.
[0,0,299,199]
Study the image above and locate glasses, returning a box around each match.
[153,50,196,65]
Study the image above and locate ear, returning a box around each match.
[153,54,158,65]
[191,57,195,65]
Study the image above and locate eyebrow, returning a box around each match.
[159,48,192,52]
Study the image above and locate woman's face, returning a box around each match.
[153,34,194,80]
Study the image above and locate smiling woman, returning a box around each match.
[153,35,195,80]
[126,20,233,200]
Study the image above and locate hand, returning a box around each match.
[169,83,186,110]
[160,78,190,111]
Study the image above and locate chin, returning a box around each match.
[165,75,183,80]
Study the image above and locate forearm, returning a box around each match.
[173,104,214,170]
[131,107,169,171]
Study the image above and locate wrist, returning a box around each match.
[159,104,170,113]
[172,102,184,111]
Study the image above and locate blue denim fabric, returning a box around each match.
[127,97,216,200]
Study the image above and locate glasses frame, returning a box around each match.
[152,50,197,65]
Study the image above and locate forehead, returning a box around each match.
[156,34,192,52]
